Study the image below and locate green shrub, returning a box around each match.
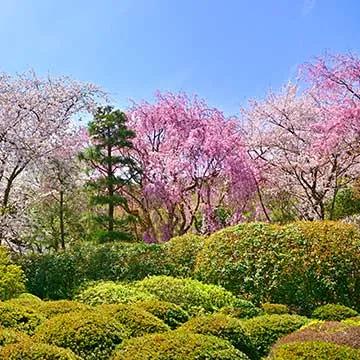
[98,304,170,337]
[195,221,360,313]
[179,313,257,359]
[112,331,250,360]
[133,299,189,329]
[18,242,169,300]
[39,300,91,318]
[132,275,243,314]
[0,340,81,359]
[219,304,262,319]
[312,304,358,321]
[75,281,155,305]
[273,321,360,350]
[241,314,309,357]
[262,303,289,315]
[267,341,360,359]
[17,293,42,301]
[0,302,45,334]
[34,310,129,360]
[163,233,204,277]
[7,293,43,308]
[0,328,30,346]
[0,247,26,300]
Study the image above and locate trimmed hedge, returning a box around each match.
[0,302,45,334]
[267,341,360,359]
[273,321,360,349]
[312,304,358,321]
[343,317,360,326]
[219,305,262,319]
[39,300,91,318]
[133,299,189,329]
[178,313,257,359]
[262,303,289,315]
[241,314,309,357]
[75,281,155,305]
[98,304,170,337]
[132,276,247,315]
[0,328,30,347]
[112,331,250,360]
[34,310,129,360]
[0,341,81,359]
[195,221,360,313]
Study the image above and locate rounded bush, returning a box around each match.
[34,310,129,360]
[273,321,360,349]
[133,299,189,329]
[7,293,43,309]
[163,233,204,277]
[219,304,262,320]
[262,303,289,315]
[40,300,90,318]
[267,341,360,359]
[178,313,256,359]
[0,247,26,301]
[132,275,243,314]
[112,331,250,360]
[343,317,360,326]
[0,340,81,359]
[0,328,30,347]
[98,304,170,337]
[17,293,42,301]
[195,221,360,313]
[241,314,309,357]
[312,304,358,321]
[75,281,155,305]
[0,302,45,334]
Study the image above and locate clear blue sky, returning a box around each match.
[0,0,359,115]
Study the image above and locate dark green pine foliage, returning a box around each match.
[81,106,138,242]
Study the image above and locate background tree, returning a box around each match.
[80,106,138,242]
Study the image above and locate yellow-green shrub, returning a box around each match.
[39,300,90,318]
[312,304,358,321]
[112,331,250,360]
[218,305,262,319]
[0,328,30,347]
[34,310,128,360]
[132,275,250,315]
[0,340,81,359]
[0,302,45,334]
[262,303,289,315]
[133,299,189,329]
[0,247,26,300]
[267,341,360,359]
[98,304,170,337]
[241,314,309,357]
[75,281,155,305]
[178,313,257,359]
[195,221,360,313]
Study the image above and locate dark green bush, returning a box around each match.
[112,331,250,359]
[268,341,360,359]
[18,242,169,300]
[262,303,289,315]
[179,313,257,359]
[0,247,26,300]
[0,340,81,359]
[75,281,155,305]
[98,304,170,337]
[0,328,30,347]
[312,304,358,321]
[163,233,204,277]
[133,299,189,329]
[241,314,309,357]
[34,310,129,360]
[0,302,45,334]
[195,221,360,313]
[132,275,244,315]
[39,300,90,318]
[273,321,360,349]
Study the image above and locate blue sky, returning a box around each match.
[0,0,359,115]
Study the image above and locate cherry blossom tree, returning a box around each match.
[242,82,360,220]
[119,92,256,242]
[0,71,102,246]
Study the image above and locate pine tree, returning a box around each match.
[80,106,138,242]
